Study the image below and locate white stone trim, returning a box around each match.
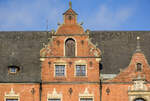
[5,88,19,101]
[64,37,77,57]
[128,75,150,101]
[79,88,94,101]
[47,88,62,101]
[100,74,117,79]
[54,63,67,77]
[74,60,87,77]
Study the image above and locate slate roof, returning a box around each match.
[0,31,50,82]
[90,31,150,74]
[0,31,150,82]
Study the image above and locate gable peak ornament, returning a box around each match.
[136,36,141,52]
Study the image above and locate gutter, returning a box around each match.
[100,79,102,101]
[39,82,42,101]
[99,62,102,101]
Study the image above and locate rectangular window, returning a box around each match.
[76,65,86,76]
[48,99,60,101]
[55,65,65,76]
[6,99,18,101]
[80,98,93,101]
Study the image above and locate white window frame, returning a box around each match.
[75,65,86,76]
[64,37,77,57]
[74,60,87,77]
[54,62,67,77]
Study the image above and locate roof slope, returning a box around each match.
[90,31,150,74]
[0,31,150,82]
[0,31,50,82]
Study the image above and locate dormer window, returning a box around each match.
[136,63,142,72]
[8,66,20,74]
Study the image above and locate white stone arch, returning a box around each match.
[64,37,77,57]
[134,97,147,101]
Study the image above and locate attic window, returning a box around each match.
[136,63,142,72]
[8,66,20,73]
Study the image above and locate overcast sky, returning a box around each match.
[0,0,150,31]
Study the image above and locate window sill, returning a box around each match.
[75,76,88,78]
[54,77,67,80]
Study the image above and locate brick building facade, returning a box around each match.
[0,2,150,101]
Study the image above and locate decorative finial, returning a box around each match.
[137,36,140,40]
[69,1,72,8]
[136,36,141,52]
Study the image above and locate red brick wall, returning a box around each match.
[42,58,100,82]
[0,84,40,101]
[102,83,150,101]
[42,84,100,101]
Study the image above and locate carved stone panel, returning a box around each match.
[128,75,150,101]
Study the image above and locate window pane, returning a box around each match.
[10,67,16,72]
[80,98,93,101]
[6,99,18,101]
[137,63,142,71]
[48,99,60,101]
[76,65,86,76]
[55,65,65,76]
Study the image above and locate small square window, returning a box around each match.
[76,65,86,76]
[55,65,65,76]
[48,99,60,101]
[8,66,19,74]
[10,67,17,73]
[80,98,93,101]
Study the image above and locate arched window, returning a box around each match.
[65,38,75,57]
[134,98,145,101]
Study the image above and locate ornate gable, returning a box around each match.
[109,37,150,82]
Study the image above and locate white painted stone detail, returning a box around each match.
[128,75,150,101]
[47,88,62,99]
[79,88,94,98]
[5,88,19,97]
